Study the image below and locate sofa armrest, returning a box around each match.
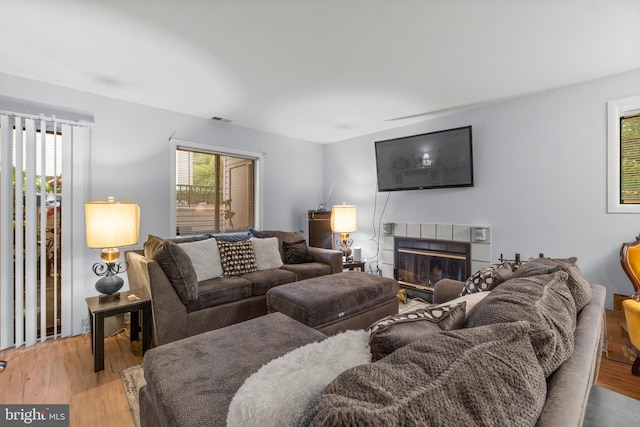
[126,250,188,346]
[535,284,606,427]
[432,279,465,304]
[308,246,343,274]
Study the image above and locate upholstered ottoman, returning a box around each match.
[266,271,399,335]
[139,312,326,427]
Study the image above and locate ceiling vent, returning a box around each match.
[211,116,232,123]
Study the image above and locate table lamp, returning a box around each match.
[331,202,357,261]
[85,196,140,302]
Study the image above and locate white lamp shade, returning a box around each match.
[331,203,357,233]
[85,199,140,248]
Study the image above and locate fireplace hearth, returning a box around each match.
[394,237,471,302]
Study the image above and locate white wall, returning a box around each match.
[0,72,324,334]
[324,68,640,309]
[4,67,639,333]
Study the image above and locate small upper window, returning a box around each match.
[607,95,640,213]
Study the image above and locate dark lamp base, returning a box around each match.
[95,272,124,293]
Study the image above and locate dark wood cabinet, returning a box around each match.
[308,210,333,249]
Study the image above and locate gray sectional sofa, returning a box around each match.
[139,256,606,426]
[126,230,342,346]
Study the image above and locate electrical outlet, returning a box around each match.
[81,318,90,334]
[124,313,131,324]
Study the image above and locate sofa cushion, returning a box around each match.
[461,261,514,296]
[280,262,332,281]
[368,302,466,361]
[241,268,298,296]
[250,229,304,262]
[218,240,258,276]
[513,256,593,311]
[465,271,577,377]
[283,239,314,264]
[312,321,547,426]
[177,237,223,281]
[185,276,252,313]
[144,234,198,304]
[250,237,283,270]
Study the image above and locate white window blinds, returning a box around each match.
[0,112,90,349]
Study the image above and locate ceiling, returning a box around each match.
[2,0,640,143]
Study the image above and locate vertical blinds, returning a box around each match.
[0,112,90,349]
[621,114,640,204]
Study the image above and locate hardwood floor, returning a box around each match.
[596,356,640,400]
[1,314,639,427]
[597,309,640,400]
[0,330,142,427]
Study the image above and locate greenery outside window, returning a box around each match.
[170,139,262,236]
[608,95,640,213]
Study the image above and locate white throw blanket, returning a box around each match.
[226,329,371,427]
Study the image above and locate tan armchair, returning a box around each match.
[622,299,640,376]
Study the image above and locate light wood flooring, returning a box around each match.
[0,306,639,427]
[0,330,142,427]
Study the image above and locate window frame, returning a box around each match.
[169,138,263,236]
[607,95,640,213]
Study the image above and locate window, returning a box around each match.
[170,140,262,236]
[607,95,640,213]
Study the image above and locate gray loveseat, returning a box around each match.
[139,256,606,426]
[126,230,342,346]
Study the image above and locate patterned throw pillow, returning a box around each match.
[217,240,258,276]
[461,261,514,296]
[368,302,466,361]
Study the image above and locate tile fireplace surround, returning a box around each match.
[380,223,492,284]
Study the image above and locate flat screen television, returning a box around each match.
[374,125,473,192]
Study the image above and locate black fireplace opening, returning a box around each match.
[394,237,471,302]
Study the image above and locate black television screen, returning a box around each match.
[375,126,473,192]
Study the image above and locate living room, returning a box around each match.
[1,1,640,425]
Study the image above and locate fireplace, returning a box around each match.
[394,237,471,302]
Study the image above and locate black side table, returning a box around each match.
[86,290,152,372]
[343,261,365,272]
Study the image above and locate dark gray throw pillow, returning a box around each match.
[312,321,547,427]
[283,239,314,264]
[144,234,198,304]
[368,302,466,361]
[465,270,577,377]
[513,256,592,311]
